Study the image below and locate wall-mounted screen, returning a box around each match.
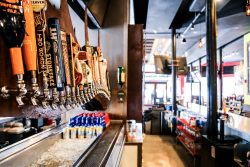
[154,55,189,75]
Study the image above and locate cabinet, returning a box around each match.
[176,117,202,156]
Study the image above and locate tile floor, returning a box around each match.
[142,134,198,167]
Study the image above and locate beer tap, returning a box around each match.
[84,83,90,102]
[65,86,72,109]
[61,30,72,110]
[83,7,93,102]
[47,18,66,109]
[93,49,101,96]
[32,0,50,108]
[88,83,94,100]
[96,29,102,94]
[16,74,27,106]
[30,71,40,106]
[76,86,83,106]
[67,34,78,107]
[41,74,50,108]
[59,90,66,107]
[51,88,59,109]
[22,0,41,106]
[0,0,27,106]
[75,52,87,105]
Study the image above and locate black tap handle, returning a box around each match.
[61,30,71,86]
[66,33,76,87]
[47,18,65,91]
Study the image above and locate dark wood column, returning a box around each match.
[199,58,202,106]
[127,24,143,122]
[206,0,218,139]
[219,48,223,110]
[172,28,177,116]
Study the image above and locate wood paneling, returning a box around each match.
[127,24,143,122]
[100,0,128,120]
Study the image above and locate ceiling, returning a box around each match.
[141,0,250,65]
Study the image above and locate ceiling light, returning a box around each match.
[182,38,186,44]
[191,24,194,31]
[247,0,250,16]
[198,38,203,48]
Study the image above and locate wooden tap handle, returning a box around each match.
[22,0,37,71]
[10,48,24,75]
[84,6,89,45]
[66,33,76,87]
[61,30,71,86]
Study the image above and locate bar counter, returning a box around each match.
[0,120,125,167]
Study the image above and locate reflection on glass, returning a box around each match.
[144,84,155,105]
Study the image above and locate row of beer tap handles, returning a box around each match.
[0,0,110,109]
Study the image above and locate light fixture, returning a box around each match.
[182,38,186,43]
[198,38,203,48]
[198,22,203,48]
[191,23,195,31]
[246,0,250,16]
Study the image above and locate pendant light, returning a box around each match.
[191,23,195,31]
[198,23,203,48]
[198,39,203,48]
[182,37,186,44]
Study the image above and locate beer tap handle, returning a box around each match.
[48,18,65,92]
[61,30,72,109]
[66,34,78,106]
[22,0,37,72]
[10,48,24,76]
[48,18,66,108]
[32,1,50,107]
[10,48,27,106]
[22,0,41,105]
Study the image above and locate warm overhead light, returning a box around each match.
[247,0,250,16]
[182,38,186,44]
[191,24,195,30]
[198,38,203,48]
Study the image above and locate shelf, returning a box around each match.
[176,126,200,142]
[176,117,200,132]
[177,136,199,156]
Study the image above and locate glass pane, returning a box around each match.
[144,84,155,105]
[155,83,166,104]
